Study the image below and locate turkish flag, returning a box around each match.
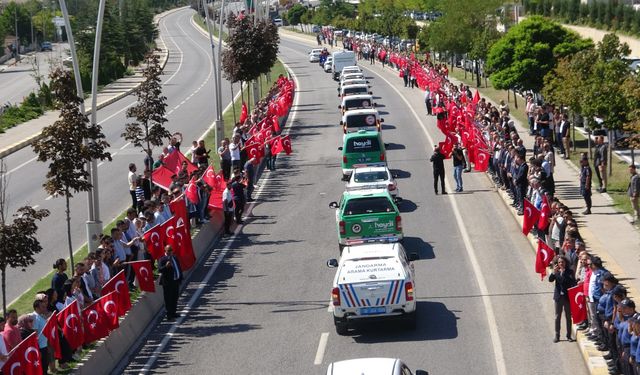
[82,300,110,345]
[474,149,490,172]
[98,292,120,331]
[208,188,224,210]
[101,270,131,317]
[163,150,198,176]
[568,283,587,323]
[282,135,292,155]
[185,178,200,205]
[270,136,284,155]
[151,166,175,192]
[535,239,554,280]
[2,332,41,375]
[522,199,540,235]
[538,194,551,231]
[472,89,480,105]
[161,215,177,247]
[244,142,264,162]
[169,197,188,230]
[239,101,248,123]
[143,224,165,260]
[171,217,196,270]
[131,260,156,292]
[57,300,84,350]
[42,312,61,359]
[271,115,281,133]
[202,165,217,188]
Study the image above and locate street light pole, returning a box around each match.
[59,0,101,253]
[203,0,221,148]
[14,6,20,62]
[216,0,226,142]
[87,0,107,252]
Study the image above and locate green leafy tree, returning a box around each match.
[32,68,111,271]
[222,14,280,84]
[0,159,50,314]
[123,53,171,175]
[486,16,592,93]
[285,3,307,25]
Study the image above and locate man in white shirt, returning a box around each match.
[128,163,138,211]
[222,182,234,236]
[0,318,9,369]
[229,134,242,170]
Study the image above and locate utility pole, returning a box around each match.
[216,0,226,142]
[203,0,222,148]
[14,6,20,62]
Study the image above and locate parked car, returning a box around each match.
[41,41,52,51]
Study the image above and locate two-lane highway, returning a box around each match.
[121,35,587,374]
[2,8,234,303]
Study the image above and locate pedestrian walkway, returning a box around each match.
[0,9,175,159]
[280,28,640,375]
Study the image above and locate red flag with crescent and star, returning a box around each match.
[244,142,264,162]
[538,194,551,231]
[270,136,284,156]
[101,270,131,317]
[98,292,120,330]
[57,300,84,350]
[151,166,175,192]
[474,148,490,172]
[170,217,196,270]
[535,239,554,280]
[568,283,587,323]
[169,197,189,231]
[185,178,200,205]
[42,311,61,359]
[282,135,293,155]
[130,260,156,292]
[82,299,110,345]
[202,165,217,187]
[143,224,165,260]
[522,199,540,235]
[2,331,41,375]
[239,102,248,124]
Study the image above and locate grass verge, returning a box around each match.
[446,65,634,217]
[193,14,228,41]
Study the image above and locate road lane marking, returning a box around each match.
[45,195,53,201]
[120,142,130,150]
[6,156,37,176]
[313,332,329,365]
[357,61,508,375]
[138,43,302,375]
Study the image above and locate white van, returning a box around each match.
[340,108,383,135]
[332,50,357,80]
[327,242,418,335]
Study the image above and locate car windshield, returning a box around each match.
[354,171,388,183]
[344,197,395,215]
[345,114,377,129]
[345,98,372,110]
[345,137,380,152]
[344,86,367,95]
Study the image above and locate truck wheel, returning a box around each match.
[404,311,417,330]
[334,317,348,335]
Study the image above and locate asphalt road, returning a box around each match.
[121,36,588,374]
[0,43,68,105]
[1,8,234,303]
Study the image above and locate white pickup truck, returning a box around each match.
[327,242,418,335]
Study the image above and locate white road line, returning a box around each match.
[97,161,105,167]
[359,63,508,375]
[32,205,39,209]
[45,195,53,201]
[6,156,37,176]
[111,151,118,157]
[327,299,334,312]
[313,332,329,365]
[120,142,131,150]
[139,52,302,374]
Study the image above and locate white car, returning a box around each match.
[339,73,365,85]
[340,108,383,136]
[324,56,334,72]
[341,66,363,78]
[339,83,371,98]
[309,51,321,63]
[327,242,418,335]
[326,358,428,375]
[346,166,398,197]
[338,78,369,92]
[338,94,376,114]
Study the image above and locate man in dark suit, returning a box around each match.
[430,146,446,195]
[549,256,577,343]
[158,245,183,321]
[514,154,529,215]
[558,114,570,158]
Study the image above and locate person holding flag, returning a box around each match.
[549,256,577,343]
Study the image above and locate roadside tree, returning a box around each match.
[32,68,111,271]
[0,160,50,314]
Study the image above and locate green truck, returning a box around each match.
[329,189,403,252]
[340,130,387,178]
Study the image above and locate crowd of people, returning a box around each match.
[0,72,295,373]
[332,34,640,375]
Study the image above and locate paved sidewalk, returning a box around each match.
[0,8,178,159]
[280,28,640,375]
